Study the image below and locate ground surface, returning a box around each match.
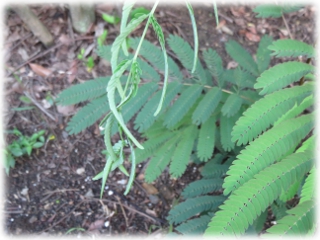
[3,3,315,237]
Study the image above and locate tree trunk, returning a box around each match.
[69,4,96,34]
[12,5,54,47]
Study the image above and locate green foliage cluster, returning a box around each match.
[4,128,46,175]
[56,2,315,236]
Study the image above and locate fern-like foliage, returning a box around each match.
[202,48,224,85]
[182,178,224,198]
[129,37,183,80]
[111,82,158,135]
[175,214,213,235]
[144,134,180,182]
[299,166,315,203]
[253,4,303,18]
[254,62,314,95]
[224,113,314,195]
[56,77,110,105]
[163,84,203,129]
[167,195,226,225]
[220,113,240,152]
[192,87,222,125]
[265,200,315,236]
[167,34,207,83]
[170,125,198,178]
[66,95,110,135]
[205,150,314,236]
[225,40,259,77]
[268,39,315,58]
[196,115,217,161]
[221,93,243,117]
[256,35,273,73]
[134,81,181,132]
[232,82,314,146]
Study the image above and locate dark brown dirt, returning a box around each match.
[3,3,315,237]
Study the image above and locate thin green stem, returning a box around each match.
[133,0,159,61]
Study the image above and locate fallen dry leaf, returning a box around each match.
[142,182,159,195]
[230,6,246,17]
[227,61,238,69]
[58,34,72,45]
[29,63,52,77]
[57,105,75,116]
[245,32,261,42]
[88,219,105,231]
[68,60,78,83]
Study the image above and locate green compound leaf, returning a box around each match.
[163,84,203,129]
[225,40,259,77]
[224,114,314,196]
[254,62,314,95]
[134,81,182,133]
[56,77,110,105]
[144,134,180,183]
[192,87,222,125]
[268,39,315,58]
[196,115,217,162]
[266,200,315,236]
[167,195,226,225]
[253,4,303,18]
[256,35,273,74]
[221,93,243,118]
[232,83,314,146]
[205,150,314,236]
[169,125,198,178]
[182,178,224,199]
[299,166,315,203]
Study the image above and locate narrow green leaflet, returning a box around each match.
[186,2,198,73]
[106,59,144,149]
[256,35,273,74]
[124,140,136,195]
[225,40,259,77]
[221,93,243,117]
[254,62,314,95]
[150,15,169,116]
[111,13,148,71]
[253,5,302,18]
[197,115,217,162]
[192,87,222,125]
[120,0,136,56]
[268,39,315,58]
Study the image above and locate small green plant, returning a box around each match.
[4,128,46,175]
[77,48,95,72]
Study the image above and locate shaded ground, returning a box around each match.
[3,3,315,237]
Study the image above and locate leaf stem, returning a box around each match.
[133,1,159,61]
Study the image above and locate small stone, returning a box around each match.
[149,195,159,205]
[117,179,127,185]
[84,189,94,198]
[76,167,85,175]
[108,190,113,196]
[104,221,110,227]
[21,187,28,196]
[28,216,37,224]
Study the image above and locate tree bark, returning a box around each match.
[12,5,54,47]
[69,4,96,34]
